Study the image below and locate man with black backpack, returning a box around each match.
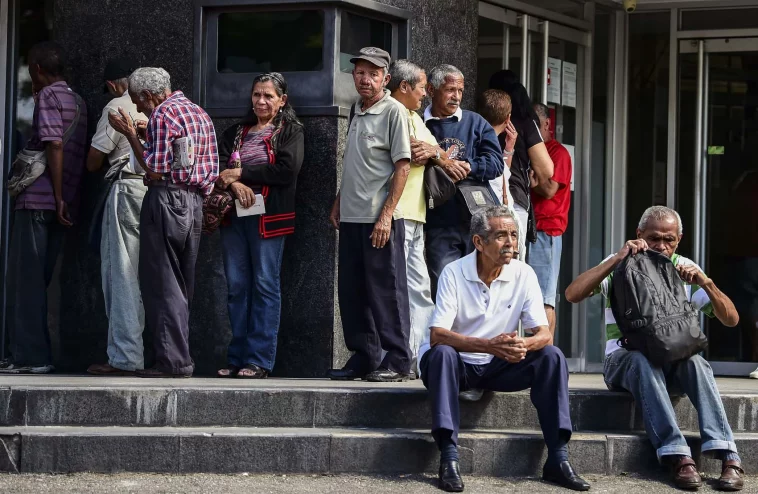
[565,206,743,491]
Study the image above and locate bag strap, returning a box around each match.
[348,103,356,128]
[61,92,82,147]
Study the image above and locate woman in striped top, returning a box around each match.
[215,73,304,378]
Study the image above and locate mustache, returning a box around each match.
[500,248,517,255]
[446,100,460,106]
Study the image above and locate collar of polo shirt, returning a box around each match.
[423,105,463,123]
[461,251,516,284]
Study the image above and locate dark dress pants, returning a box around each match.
[139,185,202,375]
[338,220,411,374]
[425,224,474,302]
[6,210,64,366]
[421,344,573,448]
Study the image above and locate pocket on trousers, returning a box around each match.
[116,187,146,228]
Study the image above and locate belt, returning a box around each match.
[118,171,144,181]
[146,180,200,195]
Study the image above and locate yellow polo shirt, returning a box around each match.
[396,109,438,223]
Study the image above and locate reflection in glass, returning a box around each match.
[339,12,392,73]
[700,51,758,363]
[217,11,324,73]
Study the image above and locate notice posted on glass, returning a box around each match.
[562,62,577,108]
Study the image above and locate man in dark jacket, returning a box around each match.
[421,64,504,300]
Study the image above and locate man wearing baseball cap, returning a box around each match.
[86,57,149,376]
[328,47,414,382]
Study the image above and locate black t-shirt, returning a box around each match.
[501,115,543,209]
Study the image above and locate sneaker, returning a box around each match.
[749,367,758,379]
[0,359,54,374]
[459,389,485,402]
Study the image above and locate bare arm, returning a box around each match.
[702,282,740,327]
[565,239,649,303]
[531,177,560,199]
[46,141,64,202]
[370,159,410,248]
[430,326,491,353]
[523,326,553,351]
[677,265,740,327]
[527,142,555,188]
[86,148,107,173]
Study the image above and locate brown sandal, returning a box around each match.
[237,364,268,379]
[217,365,240,378]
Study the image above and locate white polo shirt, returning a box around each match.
[418,251,548,368]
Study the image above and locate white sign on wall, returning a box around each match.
[564,143,575,191]
[562,62,577,108]
[547,57,562,105]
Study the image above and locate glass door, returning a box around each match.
[477,2,598,370]
[678,37,758,376]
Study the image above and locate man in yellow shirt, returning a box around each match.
[388,60,447,373]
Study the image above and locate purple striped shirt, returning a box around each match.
[239,126,274,168]
[15,81,88,219]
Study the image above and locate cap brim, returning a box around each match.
[349,55,387,68]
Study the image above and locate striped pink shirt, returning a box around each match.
[14,81,88,219]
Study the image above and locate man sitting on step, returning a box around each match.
[565,206,744,491]
[419,205,589,492]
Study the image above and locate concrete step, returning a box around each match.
[0,426,754,475]
[1,376,757,433]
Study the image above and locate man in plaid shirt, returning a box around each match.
[110,67,218,378]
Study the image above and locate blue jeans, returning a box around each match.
[527,231,562,307]
[221,216,286,372]
[102,179,147,371]
[604,348,739,461]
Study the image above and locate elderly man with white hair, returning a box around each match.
[420,205,588,493]
[109,67,219,378]
[566,206,744,491]
[421,64,504,302]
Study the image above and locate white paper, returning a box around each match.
[547,58,562,105]
[562,62,577,108]
[563,144,575,191]
[235,195,266,217]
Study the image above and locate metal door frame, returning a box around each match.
[478,1,595,372]
[675,28,758,376]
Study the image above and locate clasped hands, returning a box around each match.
[410,137,469,182]
[488,332,527,363]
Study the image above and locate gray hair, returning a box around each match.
[128,67,171,98]
[387,60,424,92]
[638,206,683,236]
[428,64,464,89]
[533,102,549,122]
[470,205,519,241]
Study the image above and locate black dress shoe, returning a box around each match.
[366,367,411,382]
[326,367,365,381]
[542,461,590,491]
[438,460,464,492]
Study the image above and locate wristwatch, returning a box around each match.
[503,149,515,157]
[434,149,441,161]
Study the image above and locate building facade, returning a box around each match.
[0,0,756,376]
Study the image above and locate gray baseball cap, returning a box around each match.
[350,47,391,69]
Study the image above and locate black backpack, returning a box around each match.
[609,250,708,366]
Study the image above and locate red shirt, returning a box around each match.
[531,139,572,236]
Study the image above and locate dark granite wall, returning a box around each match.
[47,0,478,376]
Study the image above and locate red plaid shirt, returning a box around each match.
[143,91,219,195]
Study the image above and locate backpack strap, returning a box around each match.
[61,92,82,147]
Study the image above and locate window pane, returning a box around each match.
[340,12,393,73]
[626,12,670,239]
[217,11,324,73]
